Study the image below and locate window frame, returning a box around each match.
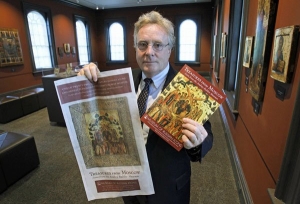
[73,15,92,65]
[223,0,249,118]
[104,19,127,64]
[213,0,224,82]
[23,2,57,74]
[175,15,201,65]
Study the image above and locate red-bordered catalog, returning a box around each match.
[141,64,226,151]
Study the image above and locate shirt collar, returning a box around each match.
[141,63,169,89]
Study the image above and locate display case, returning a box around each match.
[42,62,86,125]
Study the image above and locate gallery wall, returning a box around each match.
[0,0,98,94]
[0,0,213,95]
[3,0,299,202]
[94,3,213,72]
[212,0,300,203]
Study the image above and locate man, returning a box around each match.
[78,11,213,204]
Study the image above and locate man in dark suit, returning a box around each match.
[78,11,213,204]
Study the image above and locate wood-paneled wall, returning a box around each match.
[0,1,213,94]
[3,0,300,203]
[95,3,213,72]
[0,0,98,94]
[212,0,300,203]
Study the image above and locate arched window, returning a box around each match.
[175,16,200,64]
[23,2,56,73]
[105,20,127,63]
[179,20,197,61]
[76,20,89,65]
[109,22,125,61]
[27,11,52,69]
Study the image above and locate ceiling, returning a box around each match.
[66,0,211,10]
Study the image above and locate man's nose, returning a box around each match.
[145,44,155,55]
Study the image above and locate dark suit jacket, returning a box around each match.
[130,66,213,204]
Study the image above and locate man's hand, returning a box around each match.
[181,118,208,149]
[77,62,100,82]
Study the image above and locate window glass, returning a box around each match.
[27,11,52,69]
[76,20,89,65]
[179,19,197,61]
[109,23,124,61]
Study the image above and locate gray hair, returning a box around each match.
[133,11,175,49]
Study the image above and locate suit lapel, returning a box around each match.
[162,66,177,90]
[132,68,142,92]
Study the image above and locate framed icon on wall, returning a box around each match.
[58,47,64,57]
[243,36,254,68]
[270,25,299,83]
[220,32,227,58]
[64,43,70,54]
[248,0,278,102]
[0,28,24,67]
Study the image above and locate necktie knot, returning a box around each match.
[144,78,152,86]
[138,78,152,118]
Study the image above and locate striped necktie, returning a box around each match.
[137,78,152,117]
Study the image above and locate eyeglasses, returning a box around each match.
[137,41,169,52]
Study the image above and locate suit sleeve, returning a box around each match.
[186,120,213,162]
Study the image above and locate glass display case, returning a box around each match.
[42,62,96,125]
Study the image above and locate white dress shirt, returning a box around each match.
[137,64,170,144]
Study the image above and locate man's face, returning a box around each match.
[136,24,171,78]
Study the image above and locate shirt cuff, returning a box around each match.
[186,144,201,162]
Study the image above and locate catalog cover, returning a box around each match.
[54,68,154,201]
[141,64,226,151]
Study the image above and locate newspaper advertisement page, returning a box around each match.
[54,68,154,201]
[141,64,226,151]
